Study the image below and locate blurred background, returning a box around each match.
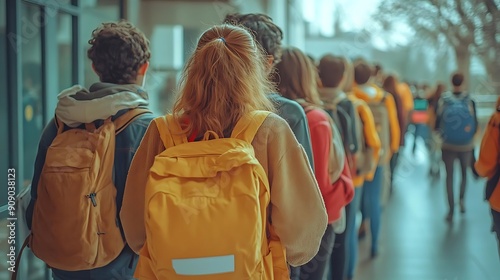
[1,0,499,279]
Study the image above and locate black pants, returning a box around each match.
[491,209,500,259]
[442,149,473,214]
[290,225,336,280]
[328,203,351,280]
[52,245,137,280]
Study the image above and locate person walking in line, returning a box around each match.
[275,48,354,280]
[120,25,328,280]
[24,21,155,280]
[352,61,400,260]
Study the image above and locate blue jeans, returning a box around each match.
[346,187,363,279]
[362,166,383,255]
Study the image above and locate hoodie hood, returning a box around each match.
[56,83,149,127]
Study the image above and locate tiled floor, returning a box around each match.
[355,137,500,280]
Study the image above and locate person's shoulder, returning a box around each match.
[270,94,304,113]
[268,94,307,125]
[254,112,293,143]
[39,118,58,147]
[119,108,157,135]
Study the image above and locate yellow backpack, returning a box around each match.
[135,111,289,280]
[13,108,150,279]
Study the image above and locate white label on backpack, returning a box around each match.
[172,255,235,275]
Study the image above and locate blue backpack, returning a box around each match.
[438,95,476,145]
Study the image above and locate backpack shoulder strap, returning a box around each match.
[154,114,188,148]
[54,117,65,134]
[114,108,152,135]
[231,110,271,143]
[53,108,151,135]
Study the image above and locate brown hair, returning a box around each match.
[318,54,345,88]
[172,24,275,138]
[87,20,151,84]
[382,75,399,96]
[274,47,322,105]
[354,62,372,85]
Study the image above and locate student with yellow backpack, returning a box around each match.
[337,59,381,280]
[352,61,400,260]
[120,25,328,280]
[19,21,155,280]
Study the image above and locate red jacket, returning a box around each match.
[305,107,354,223]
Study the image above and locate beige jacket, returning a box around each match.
[120,113,328,266]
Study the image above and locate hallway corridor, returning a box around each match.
[355,138,500,280]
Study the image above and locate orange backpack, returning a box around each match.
[134,111,289,280]
[13,108,150,279]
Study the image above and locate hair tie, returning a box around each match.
[219,37,226,44]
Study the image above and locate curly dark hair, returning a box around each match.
[223,13,283,64]
[87,21,151,84]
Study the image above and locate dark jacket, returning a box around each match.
[268,93,315,170]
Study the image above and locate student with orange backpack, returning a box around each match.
[120,25,328,280]
[352,61,400,259]
[21,21,154,280]
[335,58,381,280]
[275,48,354,280]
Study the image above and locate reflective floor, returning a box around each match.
[355,137,500,280]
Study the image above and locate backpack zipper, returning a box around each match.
[86,192,106,235]
[86,192,97,207]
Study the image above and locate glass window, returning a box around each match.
[0,1,10,280]
[20,4,46,279]
[0,0,7,208]
[21,4,44,188]
[58,13,73,91]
